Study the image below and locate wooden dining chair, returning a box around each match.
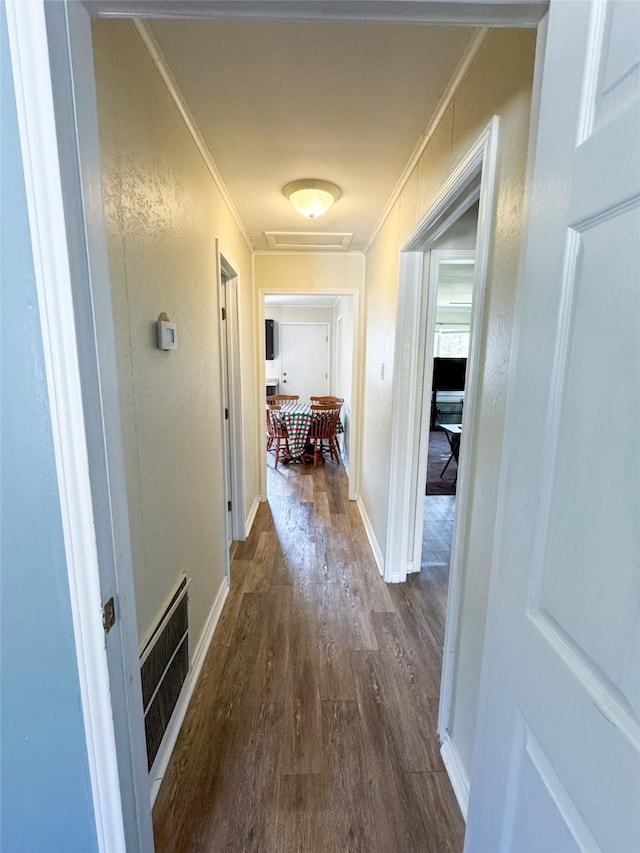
[265,406,291,469]
[267,394,299,406]
[310,395,343,407]
[305,405,341,468]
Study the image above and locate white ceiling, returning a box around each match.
[144,17,478,251]
[90,1,546,252]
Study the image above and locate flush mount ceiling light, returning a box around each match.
[283,179,341,219]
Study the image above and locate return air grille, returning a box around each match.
[140,577,190,770]
[265,231,353,250]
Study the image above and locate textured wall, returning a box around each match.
[255,252,365,295]
[92,20,255,651]
[0,7,98,849]
[361,28,537,777]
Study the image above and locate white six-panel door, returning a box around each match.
[465,1,640,850]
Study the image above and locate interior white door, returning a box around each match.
[219,274,232,547]
[280,323,329,400]
[465,2,640,851]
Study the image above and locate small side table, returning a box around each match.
[439,423,462,484]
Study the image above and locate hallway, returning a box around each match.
[153,460,464,851]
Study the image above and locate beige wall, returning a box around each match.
[93,20,257,652]
[361,28,537,777]
[255,252,365,295]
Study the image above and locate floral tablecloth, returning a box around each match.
[278,402,344,458]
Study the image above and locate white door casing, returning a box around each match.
[466,2,640,850]
[217,249,246,543]
[280,322,330,400]
[219,271,233,547]
[257,289,364,504]
[7,2,154,850]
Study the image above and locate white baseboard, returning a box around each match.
[244,495,261,539]
[149,576,230,805]
[356,497,385,576]
[440,733,469,822]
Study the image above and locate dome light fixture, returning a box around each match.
[283,179,341,219]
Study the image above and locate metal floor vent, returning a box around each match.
[140,577,190,770]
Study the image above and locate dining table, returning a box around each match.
[278,402,344,460]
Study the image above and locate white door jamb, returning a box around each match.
[383,117,500,762]
[6,2,152,850]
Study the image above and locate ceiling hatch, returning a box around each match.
[265,231,353,250]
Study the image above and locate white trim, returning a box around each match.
[356,498,385,577]
[132,20,253,253]
[217,246,247,544]
[365,28,489,252]
[254,250,366,257]
[244,495,261,539]
[87,1,548,27]
[408,248,475,576]
[440,733,470,821]
[438,122,499,739]
[149,577,230,805]
[5,3,126,850]
[381,121,500,749]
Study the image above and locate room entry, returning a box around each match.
[425,253,474,498]
[280,322,329,400]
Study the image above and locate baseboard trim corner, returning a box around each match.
[356,497,385,576]
[149,576,230,805]
[440,733,469,822]
[245,495,261,539]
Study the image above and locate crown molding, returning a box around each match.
[87,2,548,27]
[364,26,489,253]
[132,20,253,252]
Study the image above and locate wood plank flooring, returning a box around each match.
[153,459,464,852]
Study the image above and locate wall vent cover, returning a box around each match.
[265,231,353,250]
[140,577,190,771]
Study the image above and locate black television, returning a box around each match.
[265,319,274,361]
[432,357,466,391]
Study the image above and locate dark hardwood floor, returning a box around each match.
[153,458,464,852]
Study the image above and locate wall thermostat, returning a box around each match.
[156,316,177,351]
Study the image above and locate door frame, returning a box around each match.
[6,2,153,850]
[257,288,364,502]
[384,118,499,812]
[216,247,246,546]
[410,246,476,567]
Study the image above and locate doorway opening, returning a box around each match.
[260,289,362,503]
[421,239,477,682]
[385,119,499,816]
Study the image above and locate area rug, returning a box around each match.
[426,430,457,496]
